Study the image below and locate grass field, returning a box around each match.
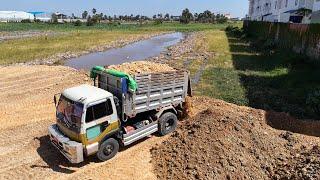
[194,30,320,119]
[0,22,233,65]
[0,30,161,65]
[0,21,230,32]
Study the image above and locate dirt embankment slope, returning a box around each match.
[151,97,320,180]
[0,65,161,180]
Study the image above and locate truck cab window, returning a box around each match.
[86,99,113,123]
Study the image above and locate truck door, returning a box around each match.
[84,98,117,143]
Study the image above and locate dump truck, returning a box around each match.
[48,66,192,163]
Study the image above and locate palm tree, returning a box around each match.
[82,11,88,19]
[180,8,193,24]
[92,8,97,15]
[165,13,170,20]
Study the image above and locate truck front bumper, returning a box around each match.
[48,124,84,163]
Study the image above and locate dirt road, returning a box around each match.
[0,65,161,180]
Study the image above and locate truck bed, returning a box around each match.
[96,69,190,119]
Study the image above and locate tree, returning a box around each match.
[92,8,97,15]
[153,15,157,19]
[86,15,94,26]
[165,13,170,20]
[194,13,199,22]
[180,8,193,24]
[51,13,58,23]
[82,11,88,19]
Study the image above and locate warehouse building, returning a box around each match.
[0,11,34,22]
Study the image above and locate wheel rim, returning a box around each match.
[103,144,114,156]
[165,118,174,130]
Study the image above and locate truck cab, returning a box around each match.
[49,84,121,163]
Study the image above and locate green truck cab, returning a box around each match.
[48,68,191,163]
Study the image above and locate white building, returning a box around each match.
[248,0,315,23]
[0,11,34,22]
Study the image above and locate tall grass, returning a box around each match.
[194,30,320,119]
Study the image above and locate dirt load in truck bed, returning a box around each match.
[151,96,320,180]
[106,61,175,76]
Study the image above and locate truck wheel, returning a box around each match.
[97,138,119,162]
[159,112,178,136]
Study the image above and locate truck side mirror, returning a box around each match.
[54,93,61,107]
[54,96,57,106]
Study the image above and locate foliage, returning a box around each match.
[154,19,163,25]
[243,20,320,60]
[306,88,320,115]
[21,19,32,23]
[225,25,244,38]
[180,8,193,24]
[73,20,82,26]
[82,11,88,19]
[195,30,320,119]
[86,16,95,26]
[51,13,58,24]
[92,8,97,15]
[0,21,229,32]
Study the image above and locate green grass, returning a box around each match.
[0,22,231,32]
[0,22,233,65]
[0,30,158,65]
[194,30,320,119]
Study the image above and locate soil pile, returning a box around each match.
[273,145,320,179]
[151,97,320,180]
[106,61,175,76]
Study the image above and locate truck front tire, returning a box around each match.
[97,138,119,162]
[159,112,178,136]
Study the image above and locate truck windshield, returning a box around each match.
[56,95,83,132]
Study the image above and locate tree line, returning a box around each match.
[50,8,229,26]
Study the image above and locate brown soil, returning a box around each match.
[2,64,320,180]
[106,61,175,76]
[0,65,160,180]
[151,97,320,180]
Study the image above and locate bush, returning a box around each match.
[73,20,82,26]
[154,19,163,25]
[86,16,94,26]
[33,19,41,23]
[306,88,320,116]
[21,19,32,23]
[225,25,244,38]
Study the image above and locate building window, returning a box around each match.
[285,0,288,7]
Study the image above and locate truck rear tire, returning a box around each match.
[97,138,119,162]
[158,112,178,136]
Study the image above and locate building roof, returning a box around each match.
[0,11,34,20]
[62,84,113,105]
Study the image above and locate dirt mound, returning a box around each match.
[106,61,175,76]
[151,97,320,180]
[273,145,320,179]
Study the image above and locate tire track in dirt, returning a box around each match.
[0,65,161,179]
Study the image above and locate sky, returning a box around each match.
[0,0,248,18]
